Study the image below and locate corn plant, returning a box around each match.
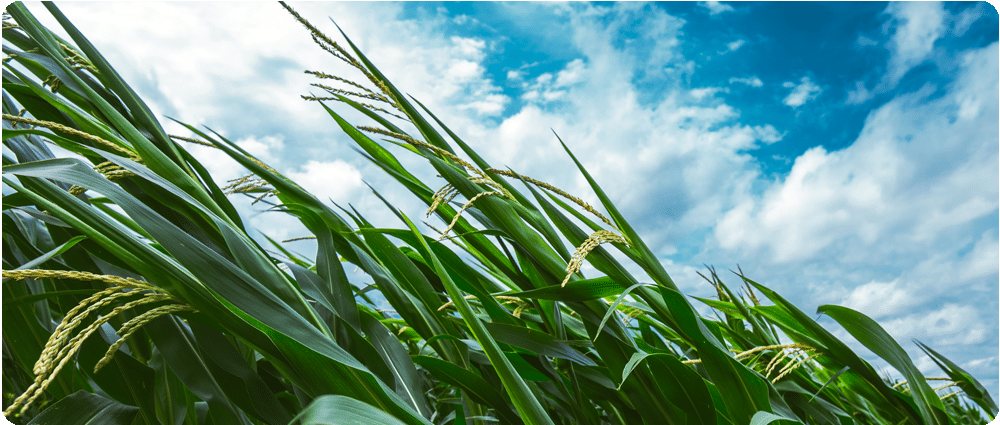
[2,3,996,425]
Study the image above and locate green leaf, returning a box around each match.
[659,286,771,424]
[693,297,747,320]
[916,340,998,417]
[818,305,950,425]
[504,275,626,302]
[72,315,158,425]
[285,262,353,328]
[4,162,429,425]
[148,348,189,425]
[742,276,920,423]
[26,390,138,425]
[645,355,718,425]
[619,351,718,424]
[808,366,851,403]
[2,289,100,307]
[595,282,652,341]
[482,322,596,366]
[143,316,254,425]
[412,356,523,425]
[749,411,802,425]
[289,395,409,425]
[400,211,555,425]
[552,132,678,291]
[188,320,294,425]
[315,100,423,187]
[358,309,433,419]
[11,234,87,271]
[335,27,455,154]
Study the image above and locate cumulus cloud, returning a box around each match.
[963,356,999,372]
[882,304,989,346]
[451,36,486,58]
[715,42,997,270]
[520,59,589,104]
[752,125,784,144]
[699,1,734,15]
[781,77,822,108]
[846,80,874,104]
[725,39,746,52]
[689,87,729,101]
[958,231,1000,282]
[285,160,364,205]
[839,279,919,319]
[729,76,763,87]
[883,2,946,89]
[849,2,976,103]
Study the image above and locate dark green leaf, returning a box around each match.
[26,390,138,425]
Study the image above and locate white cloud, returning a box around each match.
[857,35,879,47]
[752,125,784,144]
[239,135,285,165]
[849,3,956,104]
[690,87,729,101]
[460,94,508,116]
[285,160,364,205]
[451,36,486,59]
[555,59,587,87]
[715,43,998,265]
[519,59,588,105]
[963,356,999,373]
[882,2,947,91]
[839,279,918,319]
[726,39,746,52]
[782,77,822,108]
[882,304,988,346]
[729,76,763,87]
[950,3,989,37]
[913,354,939,375]
[446,60,484,81]
[958,231,1000,282]
[699,1,734,15]
[846,80,874,104]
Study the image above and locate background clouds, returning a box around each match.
[22,1,998,397]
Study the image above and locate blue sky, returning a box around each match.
[19,1,999,401]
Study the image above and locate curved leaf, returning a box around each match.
[749,411,802,425]
[483,322,596,366]
[916,340,998,417]
[818,305,950,425]
[290,395,408,425]
[412,356,523,425]
[26,390,138,425]
[504,276,625,302]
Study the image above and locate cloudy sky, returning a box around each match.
[19,1,999,398]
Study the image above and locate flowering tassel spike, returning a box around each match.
[562,230,628,287]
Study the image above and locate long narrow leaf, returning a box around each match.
[399,211,555,425]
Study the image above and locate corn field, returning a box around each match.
[2,3,997,425]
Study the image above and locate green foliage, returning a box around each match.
[2,3,996,425]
